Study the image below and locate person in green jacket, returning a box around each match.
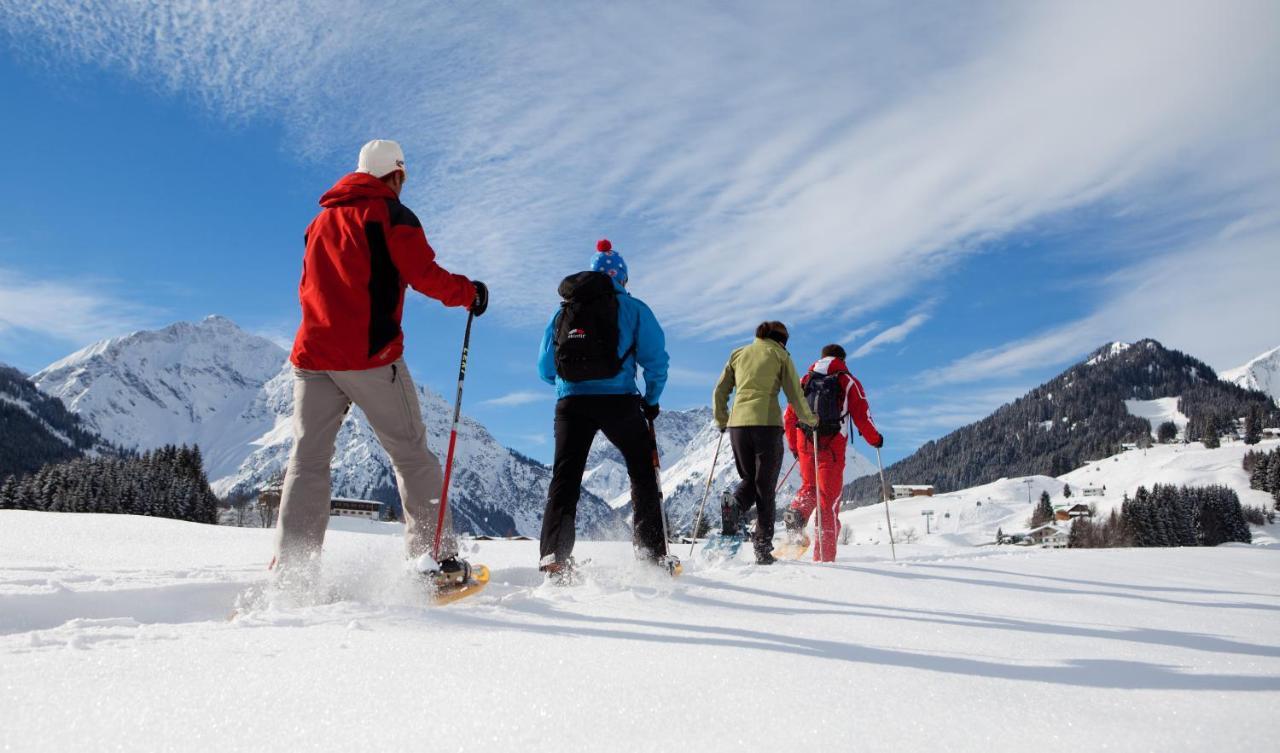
[712,321,819,564]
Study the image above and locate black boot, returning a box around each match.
[755,548,776,566]
[720,489,741,537]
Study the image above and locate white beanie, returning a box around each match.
[356,139,406,178]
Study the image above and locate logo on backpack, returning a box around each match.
[553,272,636,382]
[804,369,848,436]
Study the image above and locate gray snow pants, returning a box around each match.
[274,358,456,570]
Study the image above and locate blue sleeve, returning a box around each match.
[538,310,559,386]
[633,301,669,405]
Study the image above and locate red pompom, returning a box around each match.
[596,238,612,252]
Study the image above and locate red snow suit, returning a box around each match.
[784,356,882,561]
[290,173,476,371]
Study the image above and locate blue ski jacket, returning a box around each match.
[538,278,669,404]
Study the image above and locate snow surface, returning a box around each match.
[2,509,1277,753]
[1125,396,1189,440]
[1222,345,1280,405]
[841,439,1280,545]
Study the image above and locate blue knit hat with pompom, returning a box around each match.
[590,239,628,285]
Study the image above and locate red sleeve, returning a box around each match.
[387,222,475,309]
[784,404,799,454]
[844,374,882,447]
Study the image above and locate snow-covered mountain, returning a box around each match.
[581,406,877,533]
[33,317,621,538]
[1222,346,1280,406]
[35,316,288,481]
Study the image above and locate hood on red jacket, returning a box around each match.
[807,356,848,376]
[319,172,397,208]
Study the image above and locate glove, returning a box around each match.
[469,281,489,316]
[872,434,884,449]
[798,422,817,435]
[643,402,660,421]
[790,447,799,460]
[717,425,727,434]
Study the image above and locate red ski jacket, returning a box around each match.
[784,356,883,453]
[290,173,476,371]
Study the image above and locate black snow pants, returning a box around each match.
[729,426,785,553]
[540,395,665,566]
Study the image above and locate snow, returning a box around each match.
[1125,396,1189,439]
[841,439,1280,547]
[1058,437,1280,513]
[1222,345,1280,405]
[2,509,1277,752]
[1086,340,1131,365]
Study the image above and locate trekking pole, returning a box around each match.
[431,311,474,561]
[688,430,725,558]
[875,447,897,562]
[647,419,674,562]
[813,428,824,561]
[775,457,798,495]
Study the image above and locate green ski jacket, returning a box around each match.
[712,338,818,429]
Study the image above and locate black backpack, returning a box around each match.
[804,369,848,436]
[554,272,635,382]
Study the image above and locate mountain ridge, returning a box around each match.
[846,339,1280,504]
[32,317,622,538]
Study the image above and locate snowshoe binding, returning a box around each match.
[773,508,811,560]
[701,489,750,562]
[418,555,490,605]
[541,556,586,587]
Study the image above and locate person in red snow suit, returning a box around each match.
[783,344,883,562]
[276,139,489,590]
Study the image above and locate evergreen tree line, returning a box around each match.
[0,365,105,478]
[1243,447,1280,508]
[847,340,1279,503]
[1068,484,1252,548]
[0,444,219,524]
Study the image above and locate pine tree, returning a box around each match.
[1062,483,1072,499]
[1157,421,1178,443]
[1244,406,1262,445]
[1033,492,1054,527]
[1202,416,1220,449]
[0,475,17,509]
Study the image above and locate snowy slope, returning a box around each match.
[2,509,1277,753]
[1222,345,1280,405]
[33,317,619,538]
[840,439,1280,547]
[582,407,877,532]
[1125,396,1189,439]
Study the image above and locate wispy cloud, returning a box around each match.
[2,1,1276,340]
[920,218,1280,385]
[0,267,154,346]
[842,321,880,345]
[852,313,932,358]
[479,390,547,407]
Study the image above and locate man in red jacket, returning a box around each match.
[275,139,488,588]
[783,344,883,562]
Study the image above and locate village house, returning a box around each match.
[892,485,935,499]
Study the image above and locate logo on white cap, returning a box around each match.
[356,139,407,178]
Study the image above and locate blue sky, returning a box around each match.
[0,1,1277,465]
